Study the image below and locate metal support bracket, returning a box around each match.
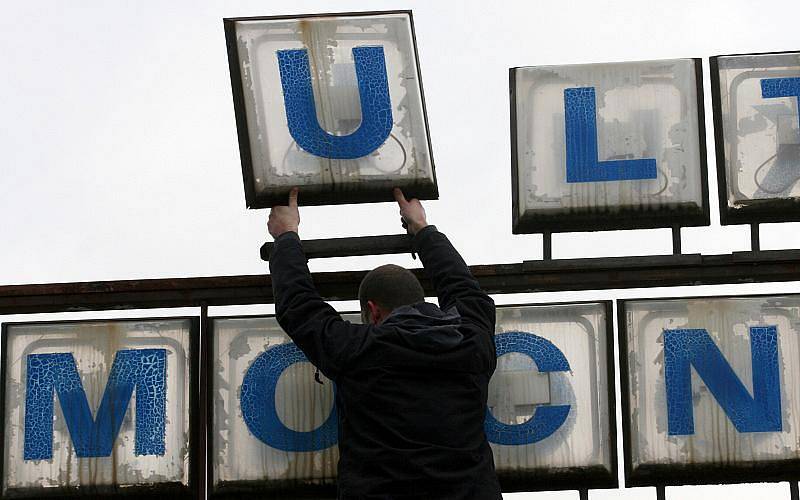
[261,234,412,261]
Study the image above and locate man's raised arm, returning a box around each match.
[394,189,495,333]
[267,188,366,380]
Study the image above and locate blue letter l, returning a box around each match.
[564,87,657,183]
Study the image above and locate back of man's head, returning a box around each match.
[358,264,425,315]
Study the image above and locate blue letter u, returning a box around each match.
[240,343,338,452]
[277,46,393,159]
[484,332,571,445]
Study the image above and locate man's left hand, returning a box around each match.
[268,187,300,238]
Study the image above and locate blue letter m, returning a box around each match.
[24,349,167,460]
[664,327,781,436]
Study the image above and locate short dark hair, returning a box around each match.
[358,264,425,312]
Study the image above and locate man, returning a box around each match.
[267,187,501,499]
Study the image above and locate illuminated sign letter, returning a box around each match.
[485,332,571,445]
[240,343,338,451]
[664,326,781,435]
[24,349,167,460]
[564,87,658,182]
[277,46,393,159]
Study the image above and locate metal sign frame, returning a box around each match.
[618,293,800,487]
[510,58,711,234]
[710,50,800,225]
[224,9,439,209]
[206,302,618,497]
[0,317,201,500]
[205,312,344,499]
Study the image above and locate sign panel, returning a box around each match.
[209,315,358,497]
[711,51,800,224]
[0,318,198,498]
[211,304,616,496]
[511,59,709,233]
[620,295,800,486]
[224,10,437,208]
[490,302,616,491]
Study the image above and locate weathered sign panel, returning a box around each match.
[210,303,616,496]
[0,318,199,498]
[224,10,437,208]
[208,315,357,498]
[620,295,800,486]
[511,58,709,233]
[490,302,617,491]
[711,51,800,224]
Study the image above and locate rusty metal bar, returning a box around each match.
[751,223,761,252]
[260,234,412,261]
[2,250,800,314]
[672,226,682,255]
[199,303,209,500]
[543,232,552,261]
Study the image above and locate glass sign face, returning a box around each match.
[1,319,196,497]
[489,303,616,491]
[622,295,800,486]
[225,11,437,208]
[711,51,800,224]
[511,59,708,233]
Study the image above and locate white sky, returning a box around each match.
[2,0,800,499]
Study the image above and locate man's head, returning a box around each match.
[358,264,425,325]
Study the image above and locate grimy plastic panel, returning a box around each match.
[1,318,196,497]
[226,11,437,208]
[712,51,800,224]
[622,295,800,486]
[511,59,708,233]
[210,315,359,497]
[490,303,616,491]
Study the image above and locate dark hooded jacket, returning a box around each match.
[269,225,501,499]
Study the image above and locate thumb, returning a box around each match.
[393,187,408,207]
[288,187,299,208]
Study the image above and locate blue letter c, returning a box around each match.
[485,332,571,445]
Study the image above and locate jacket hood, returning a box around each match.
[380,302,463,353]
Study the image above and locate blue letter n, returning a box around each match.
[24,349,167,460]
[564,87,657,183]
[664,327,781,435]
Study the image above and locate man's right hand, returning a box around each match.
[394,188,428,235]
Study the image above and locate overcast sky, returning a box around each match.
[3,1,800,499]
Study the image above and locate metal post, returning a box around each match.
[672,226,682,255]
[578,489,589,500]
[656,485,666,500]
[790,481,799,500]
[543,231,552,261]
[199,303,209,500]
[751,223,761,252]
